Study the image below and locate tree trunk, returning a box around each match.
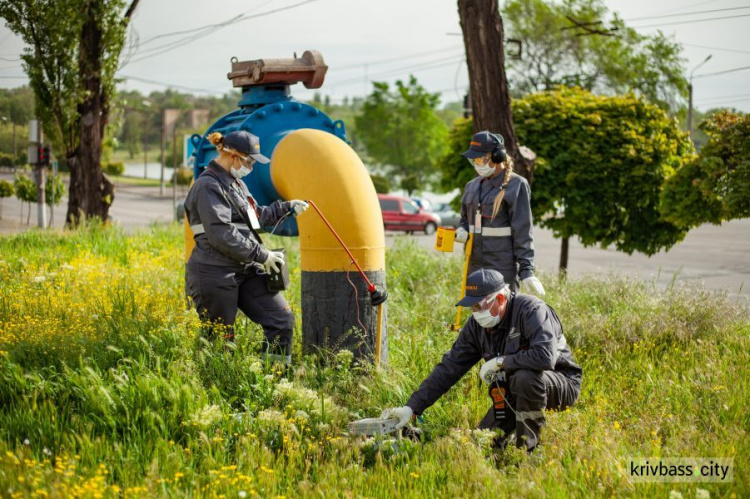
[65,1,114,226]
[458,0,534,183]
[559,236,569,277]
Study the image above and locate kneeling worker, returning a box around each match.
[382,269,582,451]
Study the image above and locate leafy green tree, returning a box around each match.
[661,111,749,229]
[45,173,65,226]
[0,0,140,226]
[437,117,475,208]
[510,87,694,272]
[504,0,687,112]
[355,76,449,191]
[0,86,34,158]
[0,179,14,220]
[370,174,390,194]
[0,86,35,128]
[14,172,36,225]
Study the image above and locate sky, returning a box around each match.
[0,0,749,112]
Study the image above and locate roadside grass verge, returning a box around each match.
[0,224,746,497]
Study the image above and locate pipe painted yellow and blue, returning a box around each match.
[271,129,387,362]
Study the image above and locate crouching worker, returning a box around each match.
[184,130,309,364]
[381,269,582,451]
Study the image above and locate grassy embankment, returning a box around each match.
[0,224,747,497]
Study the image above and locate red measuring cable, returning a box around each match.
[307,199,377,293]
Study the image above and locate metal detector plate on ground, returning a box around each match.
[348,417,401,436]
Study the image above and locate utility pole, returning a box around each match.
[172,122,178,206]
[160,109,166,196]
[688,54,712,142]
[28,119,47,228]
[143,112,148,180]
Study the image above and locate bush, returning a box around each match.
[0,152,14,167]
[15,151,27,166]
[172,166,193,186]
[0,179,13,198]
[370,174,390,194]
[13,173,36,203]
[102,161,125,176]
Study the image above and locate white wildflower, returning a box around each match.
[189,404,222,429]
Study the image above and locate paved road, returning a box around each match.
[2,171,747,304]
[386,218,750,306]
[0,172,182,232]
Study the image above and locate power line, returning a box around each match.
[139,0,277,45]
[334,46,463,71]
[328,55,464,87]
[697,92,750,102]
[693,65,750,79]
[126,0,322,65]
[683,43,750,55]
[631,13,750,29]
[624,6,750,22]
[118,74,225,95]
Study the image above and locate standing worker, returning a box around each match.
[184,130,309,364]
[456,131,545,295]
[381,269,582,452]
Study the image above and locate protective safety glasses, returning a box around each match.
[467,155,491,168]
[236,154,255,166]
[470,291,499,312]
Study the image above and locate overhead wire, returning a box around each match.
[624,5,750,22]
[118,74,225,95]
[630,13,750,29]
[682,43,750,55]
[328,54,464,87]
[125,0,321,65]
[693,65,750,78]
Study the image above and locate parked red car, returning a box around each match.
[378,194,440,235]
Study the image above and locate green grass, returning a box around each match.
[0,224,747,497]
[109,175,165,187]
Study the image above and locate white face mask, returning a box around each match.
[230,165,252,179]
[229,154,253,179]
[472,308,501,328]
[474,164,496,178]
[471,290,501,328]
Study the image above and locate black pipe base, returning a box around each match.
[301,270,387,363]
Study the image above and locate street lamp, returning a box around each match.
[688,54,712,142]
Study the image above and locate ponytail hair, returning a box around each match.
[207,132,224,149]
[491,156,514,221]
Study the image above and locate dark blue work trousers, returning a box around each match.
[186,260,294,356]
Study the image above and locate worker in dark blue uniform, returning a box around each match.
[381,269,582,451]
[455,131,545,295]
[184,130,309,363]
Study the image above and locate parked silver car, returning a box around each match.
[432,202,460,228]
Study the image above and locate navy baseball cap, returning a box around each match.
[223,130,270,164]
[462,131,504,160]
[456,268,507,307]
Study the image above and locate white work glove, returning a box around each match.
[479,356,505,384]
[262,250,285,274]
[380,406,413,430]
[520,276,546,296]
[289,200,309,217]
[455,227,469,244]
